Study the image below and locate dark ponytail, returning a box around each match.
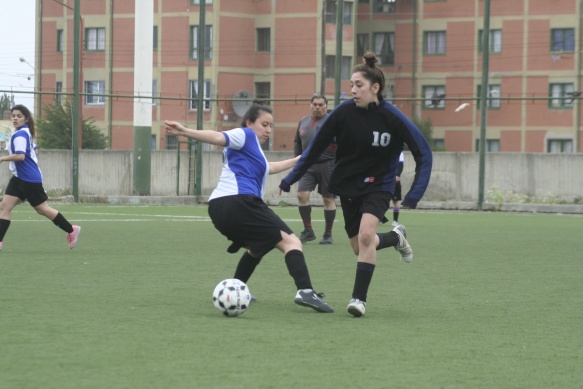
[352,51,386,100]
[11,104,35,138]
[240,99,273,127]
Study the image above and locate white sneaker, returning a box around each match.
[347,298,366,317]
[393,225,412,262]
[391,220,400,227]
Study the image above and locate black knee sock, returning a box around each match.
[298,205,312,229]
[352,262,376,302]
[284,249,313,290]
[324,209,336,234]
[393,208,400,222]
[233,251,262,283]
[376,231,399,250]
[52,213,73,233]
[0,219,11,242]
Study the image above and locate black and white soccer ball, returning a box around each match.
[212,279,251,317]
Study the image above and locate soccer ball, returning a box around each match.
[212,279,252,317]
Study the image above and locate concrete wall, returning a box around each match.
[1,150,581,204]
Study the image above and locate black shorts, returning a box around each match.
[4,176,48,207]
[392,181,402,202]
[208,195,293,258]
[340,192,392,239]
[297,160,335,197]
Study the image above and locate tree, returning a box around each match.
[0,93,15,113]
[411,115,443,151]
[36,100,108,149]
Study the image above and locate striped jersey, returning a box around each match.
[208,127,269,201]
[8,125,43,183]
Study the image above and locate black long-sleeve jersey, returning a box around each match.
[281,98,432,209]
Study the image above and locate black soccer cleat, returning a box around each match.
[294,289,334,313]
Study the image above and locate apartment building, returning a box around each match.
[36,0,582,153]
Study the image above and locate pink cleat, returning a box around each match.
[67,225,81,249]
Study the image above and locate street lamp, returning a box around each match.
[19,57,35,71]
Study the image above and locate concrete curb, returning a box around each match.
[44,195,583,215]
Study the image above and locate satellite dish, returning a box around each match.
[233,90,252,117]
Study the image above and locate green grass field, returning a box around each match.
[0,204,581,389]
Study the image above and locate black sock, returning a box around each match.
[0,219,11,242]
[324,209,336,234]
[376,231,399,250]
[352,262,376,302]
[393,208,400,222]
[298,205,312,230]
[233,251,262,283]
[284,249,313,290]
[52,213,73,233]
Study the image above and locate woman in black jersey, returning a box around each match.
[280,52,433,317]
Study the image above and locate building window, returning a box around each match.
[151,135,157,150]
[357,33,369,57]
[191,25,213,60]
[422,86,446,109]
[254,82,271,150]
[85,27,105,51]
[325,0,353,25]
[551,28,575,53]
[152,80,158,106]
[325,55,352,80]
[373,0,396,14]
[55,82,63,103]
[477,84,501,109]
[475,139,500,152]
[255,82,271,104]
[189,79,211,111]
[373,32,395,66]
[549,83,575,109]
[84,81,105,105]
[57,29,64,52]
[547,139,573,153]
[191,0,212,4]
[153,26,158,51]
[256,28,270,52]
[424,31,446,55]
[478,29,502,53]
[384,84,395,103]
[433,139,445,150]
[166,135,178,150]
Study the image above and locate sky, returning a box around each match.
[0,0,36,112]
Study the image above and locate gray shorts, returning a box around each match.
[297,160,335,197]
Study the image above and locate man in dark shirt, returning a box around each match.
[293,94,336,244]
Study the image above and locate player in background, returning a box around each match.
[381,151,404,227]
[279,53,432,317]
[0,105,81,250]
[164,100,334,313]
[294,94,336,244]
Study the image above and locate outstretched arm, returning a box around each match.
[164,120,227,147]
[269,155,301,175]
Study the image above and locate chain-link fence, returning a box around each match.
[1,89,582,206]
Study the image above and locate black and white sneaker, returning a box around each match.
[294,289,334,313]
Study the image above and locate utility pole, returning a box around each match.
[132,0,154,195]
[72,0,80,202]
[478,0,491,209]
[195,2,206,197]
[334,0,344,107]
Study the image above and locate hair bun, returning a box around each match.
[252,99,264,105]
[363,52,378,67]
